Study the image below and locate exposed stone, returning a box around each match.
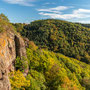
[23,37,30,48]
[0,70,2,79]
[14,35,27,58]
[0,30,28,90]
[0,81,3,88]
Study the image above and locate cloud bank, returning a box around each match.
[37,6,90,22]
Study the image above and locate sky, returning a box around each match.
[0,0,90,23]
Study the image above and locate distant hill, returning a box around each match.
[14,19,90,63]
[81,24,90,28]
[75,23,90,28]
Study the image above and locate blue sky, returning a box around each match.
[0,0,90,23]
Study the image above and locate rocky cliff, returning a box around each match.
[0,29,27,90]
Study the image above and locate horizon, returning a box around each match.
[11,18,90,25]
[0,0,90,23]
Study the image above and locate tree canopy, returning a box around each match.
[16,19,90,64]
[0,13,9,22]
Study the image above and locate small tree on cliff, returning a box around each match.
[0,13,9,22]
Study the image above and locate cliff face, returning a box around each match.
[0,30,27,90]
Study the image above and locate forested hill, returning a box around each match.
[13,19,90,64]
[76,23,90,28]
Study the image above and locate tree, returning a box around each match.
[0,13,9,22]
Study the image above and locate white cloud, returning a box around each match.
[37,6,69,14]
[3,0,36,6]
[77,20,90,23]
[73,9,90,14]
[51,6,69,11]
[37,6,90,21]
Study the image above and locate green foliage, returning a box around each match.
[15,56,28,72]
[24,44,90,90]
[12,23,26,33]
[9,38,90,90]
[26,74,41,90]
[26,70,46,90]
[0,14,15,33]
[20,19,90,63]
[82,77,90,90]
[0,13,9,22]
[79,23,90,28]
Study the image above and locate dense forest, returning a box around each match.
[80,24,90,28]
[0,14,90,90]
[12,43,90,90]
[13,19,90,64]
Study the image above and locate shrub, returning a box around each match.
[15,57,28,72]
[9,70,30,90]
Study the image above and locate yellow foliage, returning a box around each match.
[9,70,30,90]
[48,58,55,67]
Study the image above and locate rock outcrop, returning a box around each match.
[0,30,27,90]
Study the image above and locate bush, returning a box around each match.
[15,57,28,72]
[9,70,30,90]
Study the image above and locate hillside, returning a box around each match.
[10,41,90,90]
[14,19,90,64]
[0,14,90,90]
[81,24,90,28]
